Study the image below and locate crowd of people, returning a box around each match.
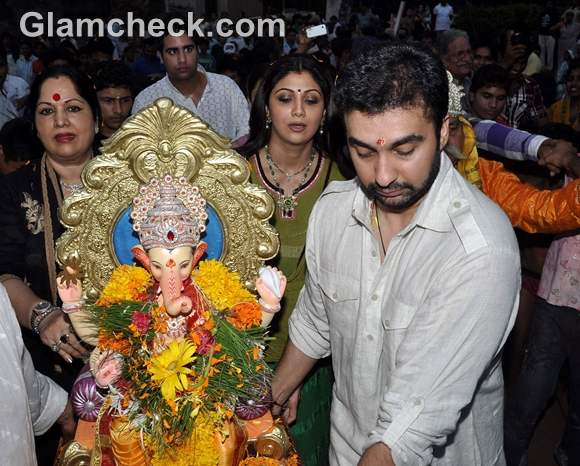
[0,2,579,466]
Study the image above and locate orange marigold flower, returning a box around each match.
[227,301,262,329]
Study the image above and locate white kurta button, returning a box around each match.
[367,334,374,341]
[383,319,390,328]
[332,292,338,299]
[453,201,461,209]
[371,294,378,301]
[371,250,377,257]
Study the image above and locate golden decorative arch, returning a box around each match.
[56,98,278,301]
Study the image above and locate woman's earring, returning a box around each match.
[266,114,272,129]
[319,125,324,135]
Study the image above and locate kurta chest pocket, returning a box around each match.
[381,298,417,331]
[319,269,360,335]
[318,269,360,303]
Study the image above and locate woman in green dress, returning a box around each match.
[239,55,343,466]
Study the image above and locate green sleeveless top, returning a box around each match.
[250,154,344,362]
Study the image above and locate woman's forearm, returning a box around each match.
[1,278,44,329]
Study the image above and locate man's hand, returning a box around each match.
[271,383,300,424]
[500,31,527,72]
[358,442,396,466]
[282,386,301,424]
[57,399,76,442]
[538,139,579,177]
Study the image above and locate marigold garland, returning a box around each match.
[228,301,262,329]
[96,265,152,306]
[148,412,220,466]
[192,260,255,311]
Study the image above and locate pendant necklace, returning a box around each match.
[265,145,316,218]
[374,201,387,258]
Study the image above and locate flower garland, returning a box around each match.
[86,259,273,462]
[96,265,152,306]
[192,260,255,311]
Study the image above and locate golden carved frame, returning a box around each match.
[56,98,278,301]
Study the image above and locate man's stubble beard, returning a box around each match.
[360,146,441,213]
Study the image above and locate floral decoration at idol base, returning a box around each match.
[57,175,293,466]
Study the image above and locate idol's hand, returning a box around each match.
[56,274,83,304]
[255,266,287,307]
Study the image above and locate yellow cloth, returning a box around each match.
[548,98,580,130]
[456,116,482,189]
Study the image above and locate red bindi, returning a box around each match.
[377,137,385,146]
[52,93,61,101]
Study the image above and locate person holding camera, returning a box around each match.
[499,29,548,130]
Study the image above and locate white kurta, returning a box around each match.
[0,284,68,466]
[132,69,250,142]
[289,153,521,465]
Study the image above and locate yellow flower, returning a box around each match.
[97,265,152,306]
[192,260,254,311]
[148,340,196,402]
[148,411,221,466]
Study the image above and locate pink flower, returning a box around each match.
[132,311,151,334]
[94,352,123,388]
[195,329,215,355]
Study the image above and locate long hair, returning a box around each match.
[238,54,334,158]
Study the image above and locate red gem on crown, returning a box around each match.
[167,231,175,241]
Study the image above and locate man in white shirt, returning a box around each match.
[132,17,250,146]
[272,43,520,466]
[0,53,30,130]
[0,284,75,465]
[433,0,454,32]
[15,41,38,85]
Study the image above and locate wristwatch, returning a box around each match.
[30,301,55,334]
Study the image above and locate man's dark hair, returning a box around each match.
[0,118,42,162]
[159,13,199,49]
[472,38,498,62]
[89,37,115,57]
[471,64,509,94]
[93,60,135,93]
[333,42,448,132]
[331,42,448,178]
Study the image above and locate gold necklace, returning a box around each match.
[264,145,317,218]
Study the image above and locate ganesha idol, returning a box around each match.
[56,175,291,466]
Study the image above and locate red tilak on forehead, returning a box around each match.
[52,93,61,101]
[377,137,386,146]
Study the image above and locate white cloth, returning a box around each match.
[433,3,454,31]
[15,56,37,85]
[0,74,29,130]
[132,69,250,142]
[0,284,68,466]
[289,153,520,466]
